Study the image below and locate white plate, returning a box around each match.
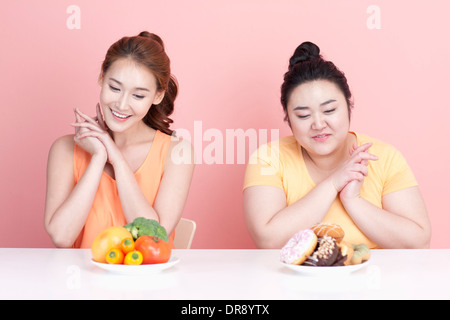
[281,260,370,276]
[91,256,180,275]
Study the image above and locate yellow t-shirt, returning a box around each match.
[243,132,418,249]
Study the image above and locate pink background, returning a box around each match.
[1,0,449,248]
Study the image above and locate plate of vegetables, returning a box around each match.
[90,218,179,275]
[91,256,180,275]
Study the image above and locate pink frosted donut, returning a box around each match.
[280,229,318,265]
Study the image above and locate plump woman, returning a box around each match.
[45,32,194,248]
[243,42,431,249]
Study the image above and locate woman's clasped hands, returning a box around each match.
[71,104,122,166]
[329,142,378,203]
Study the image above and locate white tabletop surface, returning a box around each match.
[0,248,449,300]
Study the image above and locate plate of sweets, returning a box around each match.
[90,218,179,275]
[280,223,370,276]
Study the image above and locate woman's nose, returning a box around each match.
[311,114,326,130]
[116,93,129,111]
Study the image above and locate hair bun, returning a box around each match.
[289,41,321,69]
[138,31,165,50]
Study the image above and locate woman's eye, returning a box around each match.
[133,94,145,99]
[325,108,336,114]
[109,85,120,92]
[296,115,310,119]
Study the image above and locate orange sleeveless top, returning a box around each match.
[72,130,173,248]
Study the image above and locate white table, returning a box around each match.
[0,248,449,300]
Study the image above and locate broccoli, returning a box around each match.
[124,217,169,242]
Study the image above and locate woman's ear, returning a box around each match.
[97,71,105,87]
[153,90,165,105]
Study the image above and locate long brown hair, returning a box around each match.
[100,31,178,135]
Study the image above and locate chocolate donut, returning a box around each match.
[302,236,343,267]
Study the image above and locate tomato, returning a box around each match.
[124,250,143,265]
[135,235,172,264]
[106,248,124,264]
[91,227,132,263]
[121,238,135,255]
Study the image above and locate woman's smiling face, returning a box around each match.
[99,57,164,133]
[287,79,351,157]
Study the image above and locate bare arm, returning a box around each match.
[44,135,107,247]
[45,108,109,247]
[243,179,338,248]
[153,139,195,234]
[341,185,431,248]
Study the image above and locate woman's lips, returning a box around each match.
[312,134,331,142]
[110,108,131,122]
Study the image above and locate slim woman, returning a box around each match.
[243,42,430,249]
[45,32,194,248]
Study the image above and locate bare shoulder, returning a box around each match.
[48,134,75,163]
[168,135,194,151]
[166,135,195,167]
